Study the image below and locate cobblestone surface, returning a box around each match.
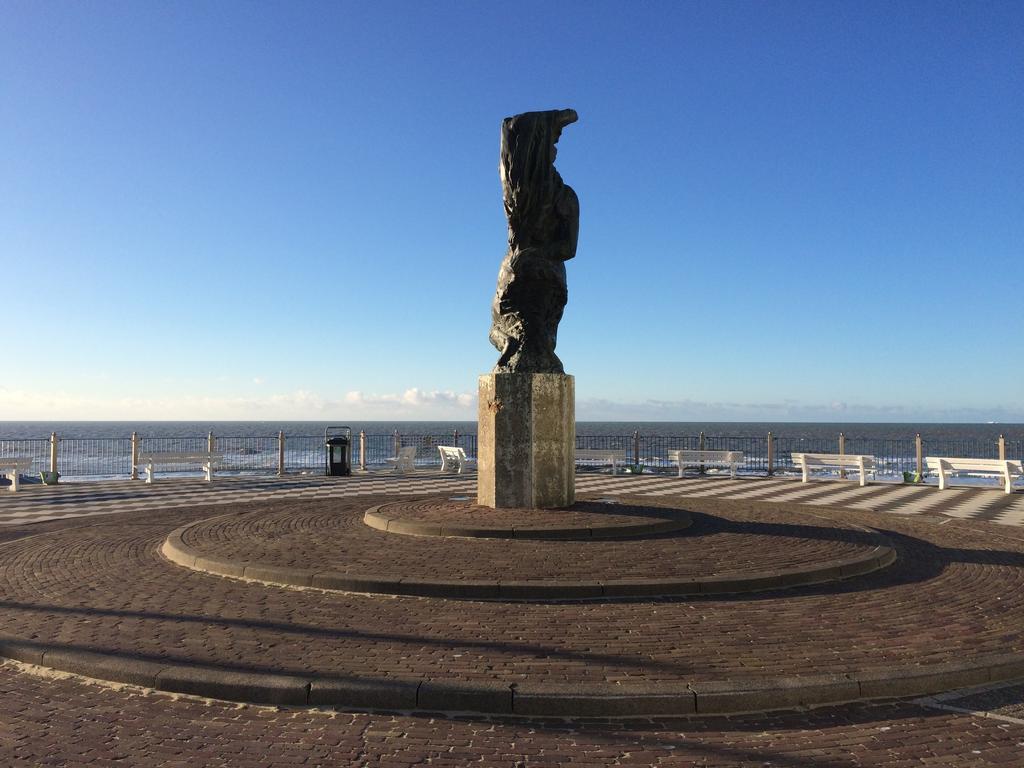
[179,495,883,580]
[938,682,1024,720]
[1,662,1022,767]
[3,489,1024,764]
[379,497,678,526]
[0,495,1022,689]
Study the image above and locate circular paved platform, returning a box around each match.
[163,495,895,599]
[1,493,1023,717]
[363,497,693,539]
[4,663,1022,766]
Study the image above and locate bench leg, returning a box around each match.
[204,463,213,482]
[730,463,736,479]
[1004,464,1013,494]
[937,464,947,490]
[858,458,867,487]
[801,462,809,483]
[6,472,18,492]
[145,464,154,484]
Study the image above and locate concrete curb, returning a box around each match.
[3,637,1023,717]
[162,523,898,601]
[363,504,693,540]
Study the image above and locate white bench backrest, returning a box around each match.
[0,458,34,470]
[669,450,743,463]
[575,449,627,458]
[792,453,875,468]
[926,457,1023,472]
[137,452,224,463]
[438,446,465,461]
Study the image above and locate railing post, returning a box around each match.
[916,433,923,481]
[633,430,640,468]
[998,434,1006,462]
[767,431,774,476]
[699,431,705,475]
[453,429,459,446]
[839,431,846,479]
[277,431,285,476]
[131,431,139,480]
[393,430,400,458]
[208,430,215,454]
[49,432,58,475]
[359,430,366,472]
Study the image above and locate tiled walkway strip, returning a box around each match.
[1,472,1022,527]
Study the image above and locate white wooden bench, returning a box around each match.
[0,458,35,492]
[926,457,1023,494]
[386,446,417,473]
[791,452,875,486]
[668,449,744,478]
[438,446,475,474]
[575,449,628,475]
[135,452,223,484]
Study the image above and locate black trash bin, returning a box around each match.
[325,426,352,476]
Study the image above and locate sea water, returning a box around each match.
[1,421,1021,441]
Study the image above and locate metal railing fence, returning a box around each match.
[0,430,1019,483]
[136,436,210,478]
[60,438,133,478]
[635,435,698,470]
[216,436,279,473]
[705,435,771,473]
[395,432,479,469]
[0,438,50,477]
[773,436,838,472]
[283,435,322,474]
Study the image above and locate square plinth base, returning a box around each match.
[477,373,575,509]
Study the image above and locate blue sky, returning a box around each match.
[1,1,1021,422]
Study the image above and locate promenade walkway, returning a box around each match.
[1,471,1023,765]
[1,470,1022,527]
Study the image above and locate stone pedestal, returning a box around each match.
[477,373,575,509]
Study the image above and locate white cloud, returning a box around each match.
[343,388,476,413]
[1,385,1019,423]
[0,386,477,420]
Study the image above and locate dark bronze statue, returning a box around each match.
[489,109,579,374]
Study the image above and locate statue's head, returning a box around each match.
[548,108,578,147]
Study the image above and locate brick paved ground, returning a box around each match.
[175,496,885,580]
[2,476,1024,764]
[363,497,693,538]
[2,661,1023,766]
[929,681,1024,723]
[0,496,1022,691]
[371,497,682,530]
